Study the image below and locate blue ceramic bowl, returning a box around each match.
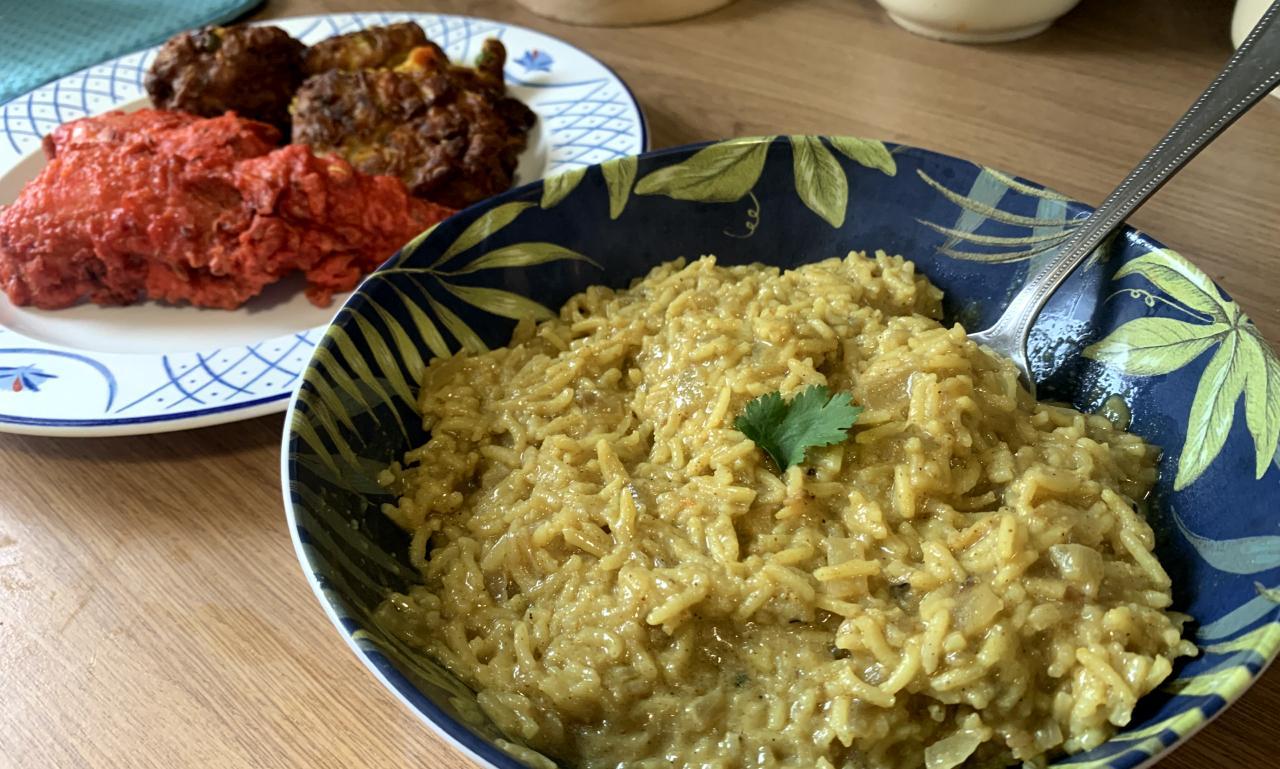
[282,137,1280,769]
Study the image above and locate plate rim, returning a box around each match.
[0,10,649,438]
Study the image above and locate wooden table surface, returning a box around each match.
[2,0,1276,767]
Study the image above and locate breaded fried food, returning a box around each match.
[145,25,305,134]
[303,20,430,74]
[0,110,452,310]
[292,39,536,209]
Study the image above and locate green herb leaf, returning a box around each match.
[734,385,862,471]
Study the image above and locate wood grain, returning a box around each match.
[1,1,1276,767]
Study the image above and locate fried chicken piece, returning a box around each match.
[303,21,430,74]
[0,110,451,310]
[292,38,536,209]
[145,25,305,134]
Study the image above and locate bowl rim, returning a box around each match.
[281,134,1279,769]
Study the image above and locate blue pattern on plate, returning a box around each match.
[542,81,639,166]
[286,137,1279,769]
[0,343,117,411]
[515,49,554,72]
[114,332,318,414]
[0,364,55,392]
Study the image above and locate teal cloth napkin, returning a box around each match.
[0,0,264,105]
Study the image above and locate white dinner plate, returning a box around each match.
[0,11,647,436]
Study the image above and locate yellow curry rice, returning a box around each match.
[377,252,1195,769]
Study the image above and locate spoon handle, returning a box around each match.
[975,0,1280,379]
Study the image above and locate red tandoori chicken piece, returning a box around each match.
[0,109,451,310]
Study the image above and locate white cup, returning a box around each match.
[1231,0,1269,45]
[874,0,1083,43]
[1232,0,1279,98]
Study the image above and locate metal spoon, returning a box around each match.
[970,0,1280,394]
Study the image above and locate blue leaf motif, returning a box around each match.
[0,364,56,392]
[916,167,1078,263]
[1198,588,1280,640]
[1174,512,1280,575]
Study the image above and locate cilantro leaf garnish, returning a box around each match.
[733,385,862,472]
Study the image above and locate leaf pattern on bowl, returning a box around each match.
[442,243,599,275]
[917,167,1085,264]
[436,201,538,265]
[375,199,599,357]
[1174,511,1280,576]
[790,135,848,226]
[541,166,587,209]
[541,156,638,217]
[633,135,896,228]
[827,136,897,176]
[601,155,638,219]
[635,136,774,202]
[1085,248,1280,488]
